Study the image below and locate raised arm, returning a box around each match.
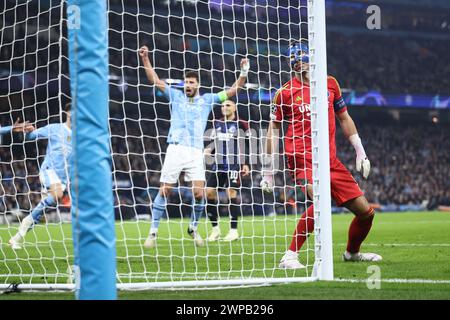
[224,58,250,99]
[139,45,166,93]
[336,110,370,179]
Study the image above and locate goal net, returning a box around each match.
[0,0,332,290]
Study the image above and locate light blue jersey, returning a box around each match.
[0,125,12,136]
[161,84,227,150]
[26,123,72,185]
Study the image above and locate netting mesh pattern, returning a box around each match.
[0,0,316,286]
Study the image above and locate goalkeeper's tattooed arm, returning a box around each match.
[225,58,250,98]
[139,45,166,93]
[336,110,371,179]
[260,121,281,193]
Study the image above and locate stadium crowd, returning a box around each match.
[1,113,448,220]
[108,14,450,95]
[108,0,450,94]
[2,0,450,97]
[336,122,450,211]
[1,0,449,220]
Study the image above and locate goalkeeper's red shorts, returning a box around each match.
[286,155,364,206]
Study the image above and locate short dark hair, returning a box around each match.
[184,71,199,82]
[290,39,308,47]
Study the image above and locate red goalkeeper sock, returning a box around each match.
[289,205,315,252]
[346,207,375,254]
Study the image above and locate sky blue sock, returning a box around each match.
[150,194,167,232]
[190,198,204,229]
[31,194,56,224]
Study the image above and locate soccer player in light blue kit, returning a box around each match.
[139,45,249,247]
[9,103,72,250]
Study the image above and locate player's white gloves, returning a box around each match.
[349,134,371,179]
[356,155,371,180]
[260,173,274,193]
[260,154,274,193]
[240,59,250,77]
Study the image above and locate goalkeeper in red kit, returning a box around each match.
[260,41,382,269]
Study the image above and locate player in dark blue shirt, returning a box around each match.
[205,100,250,241]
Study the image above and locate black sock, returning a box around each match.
[230,198,240,230]
[206,201,218,227]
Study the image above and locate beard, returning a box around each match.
[185,88,198,97]
[295,70,309,76]
[294,66,309,79]
[293,62,309,73]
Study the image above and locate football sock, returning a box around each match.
[206,200,219,228]
[31,194,57,224]
[289,205,315,252]
[230,198,240,230]
[346,207,375,253]
[150,193,167,232]
[190,197,204,230]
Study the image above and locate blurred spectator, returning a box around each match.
[1,1,450,96]
[2,110,448,220]
[1,1,449,220]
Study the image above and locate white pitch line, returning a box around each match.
[113,242,450,248]
[337,243,450,247]
[335,278,450,284]
[4,242,450,249]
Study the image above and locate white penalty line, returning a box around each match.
[335,278,450,285]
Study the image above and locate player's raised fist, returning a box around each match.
[239,58,250,77]
[139,46,149,58]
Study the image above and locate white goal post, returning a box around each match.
[0,0,332,292]
[308,0,334,281]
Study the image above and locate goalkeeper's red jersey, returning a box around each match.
[271,75,347,162]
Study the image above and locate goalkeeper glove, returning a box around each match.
[260,174,274,193]
[260,154,274,193]
[349,134,371,179]
[240,58,250,78]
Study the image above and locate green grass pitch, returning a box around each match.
[0,211,449,300]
